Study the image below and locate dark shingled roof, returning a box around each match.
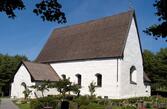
[36,10,134,63]
[23,61,60,81]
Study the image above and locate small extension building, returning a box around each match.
[11,10,151,99]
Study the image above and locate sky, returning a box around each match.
[0,0,166,60]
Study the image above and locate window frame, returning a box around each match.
[130,66,137,85]
[95,73,102,87]
[75,74,82,86]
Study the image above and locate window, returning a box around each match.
[75,74,81,86]
[130,66,137,84]
[145,85,148,92]
[61,74,66,79]
[95,73,102,87]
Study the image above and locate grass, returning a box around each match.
[86,103,106,109]
[16,103,31,109]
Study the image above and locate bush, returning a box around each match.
[80,105,87,109]
[145,102,151,108]
[73,96,90,106]
[30,96,59,109]
[98,99,109,105]
[122,106,136,109]
[87,103,105,109]
[65,94,75,100]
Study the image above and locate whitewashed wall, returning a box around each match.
[119,18,151,98]
[51,59,120,99]
[34,82,58,97]
[11,64,58,99]
[11,65,35,99]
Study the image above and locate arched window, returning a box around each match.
[130,66,137,84]
[75,74,81,86]
[61,74,66,79]
[95,73,102,87]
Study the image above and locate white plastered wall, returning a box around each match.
[119,17,151,98]
[11,64,35,99]
[51,59,120,99]
[34,82,58,97]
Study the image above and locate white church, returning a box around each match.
[11,10,151,99]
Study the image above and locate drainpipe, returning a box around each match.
[116,59,119,98]
[117,59,119,82]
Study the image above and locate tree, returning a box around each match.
[88,81,96,97]
[143,48,167,91]
[49,77,80,99]
[21,82,32,100]
[143,50,157,80]
[0,0,66,23]
[31,80,50,97]
[0,54,28,96]
[144,0,167,41]
[70,84,80,97]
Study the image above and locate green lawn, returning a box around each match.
[16,103,31,109]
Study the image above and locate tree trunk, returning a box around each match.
[42,91,44,97]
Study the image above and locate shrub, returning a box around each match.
[98,99,109,105]
[122,106,136,109]
[73,96,89,106]
[30,96,59,109]
[145,102,151,108]
[80,105,87,109]
[87,103,105,109]
[65,94,75,100]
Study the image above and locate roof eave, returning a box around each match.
[39,56,123,64]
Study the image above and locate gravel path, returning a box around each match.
[0,98,19,109]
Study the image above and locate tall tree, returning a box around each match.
[143,48,167,91]
[0,0,66,23]
[144,0,167,41]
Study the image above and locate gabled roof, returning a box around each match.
[36,10,134,63]
[22,61,60,81]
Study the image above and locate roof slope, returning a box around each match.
[36,10,134,63]
[23,61,60,81]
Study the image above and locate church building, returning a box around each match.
[11,10,151,99]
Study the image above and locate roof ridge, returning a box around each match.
[23,61,47,65]
[53,10,134,32]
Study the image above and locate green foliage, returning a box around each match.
[122,106,136,109]
[49,77,80,99]
[16,103,31,109]
[86,103,105,109]
[70,84,81,95]
[31,80,50,98]
[144,0,167,41]
[0,0,66,23]
[30,96,59,109]
[73,96,89,106]
[88,81,96,97]
[145,102,151,108]
[0,53,28,96]
[143,48,167,91]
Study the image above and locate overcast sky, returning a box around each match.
[0,0,166,60]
